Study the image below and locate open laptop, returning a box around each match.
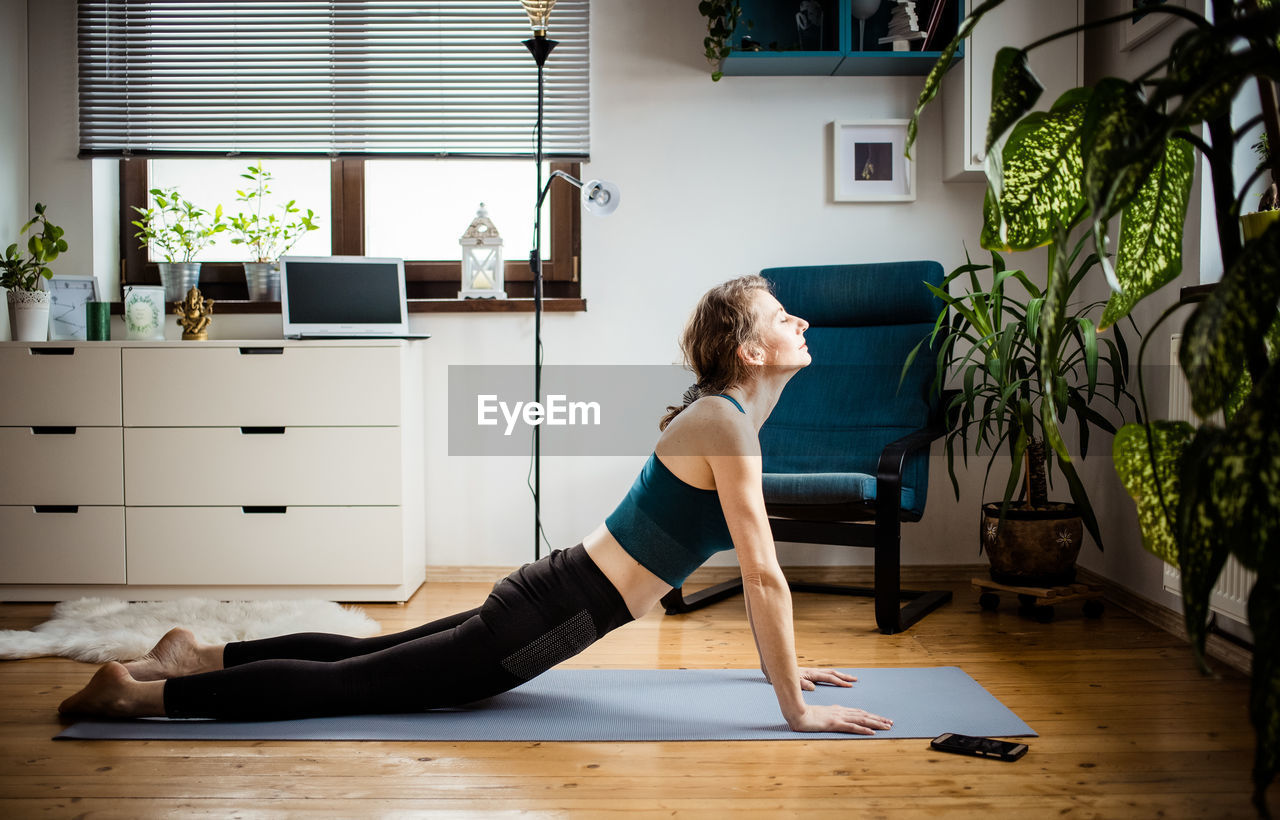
[280,255,430,340]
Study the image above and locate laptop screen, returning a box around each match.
[280,256,409,337]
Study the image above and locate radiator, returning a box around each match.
[1160,334,1255,625]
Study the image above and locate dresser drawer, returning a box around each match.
[0,427,124,504]
[125,506,403,586]
[122,346,401,426]
[124,427,401,505]
[0,506,126,584]
[0,346,122,426]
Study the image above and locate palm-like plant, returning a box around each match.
[907,0,1279,811]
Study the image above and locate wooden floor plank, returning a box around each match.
[0,572,1271,818]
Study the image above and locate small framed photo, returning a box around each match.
[1122,0,1185,51]
[48,275,101,341]
[832,120,916,202]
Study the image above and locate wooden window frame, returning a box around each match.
[120,159,583,308]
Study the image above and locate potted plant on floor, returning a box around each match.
[909,244,1140,587]
[226,162,318,301]
[907,0,1279,810]
[2,203,68,342]
[131,187,225,301]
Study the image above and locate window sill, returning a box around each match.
[110,298,588,315]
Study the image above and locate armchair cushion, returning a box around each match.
[762,471,919,514]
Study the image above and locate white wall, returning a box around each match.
[0,0,30,339]
[17,0,1222,609]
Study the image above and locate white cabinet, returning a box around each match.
[942,0,1084,182]
[0,340,427,602]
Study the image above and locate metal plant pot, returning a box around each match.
[157,261,202,302]
[980,502,1083,587]
[243,261,281,302]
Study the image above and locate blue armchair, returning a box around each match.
[660,261,953,634]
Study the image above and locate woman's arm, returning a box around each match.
[707,433,892,735]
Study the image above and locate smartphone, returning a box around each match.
[931,732,1028,761]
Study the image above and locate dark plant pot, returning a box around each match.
[980,502,1083,587]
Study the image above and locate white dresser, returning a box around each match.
[0,339,427,602]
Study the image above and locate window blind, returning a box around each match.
[77,1,589,159]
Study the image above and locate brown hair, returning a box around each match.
[659,274,772,430]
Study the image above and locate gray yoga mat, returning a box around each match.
[57,666,1034,742]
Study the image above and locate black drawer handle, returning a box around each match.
[34,505,79,513]
[32,426,77,435]
[240,427,286,435]
[30,347,74,356]
[242,506,287,514]
[239,347,284,355]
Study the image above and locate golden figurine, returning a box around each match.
[176,286,214,340]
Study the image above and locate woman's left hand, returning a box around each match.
[798,667,856,691]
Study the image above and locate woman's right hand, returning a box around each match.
[787,704,893,735]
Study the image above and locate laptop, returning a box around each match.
[280,255,430,340]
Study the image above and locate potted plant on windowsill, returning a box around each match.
[2,203,68,342]
[226,162,318,301]
[1242,132,1279,240]
[909,244,1140,587]
[131,187,225,301]
[908,0,1279,809]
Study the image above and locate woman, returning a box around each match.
[59,275,892,736]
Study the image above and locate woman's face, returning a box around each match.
[750,290,810,369]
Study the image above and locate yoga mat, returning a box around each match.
[57,666,1034,742]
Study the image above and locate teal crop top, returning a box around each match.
[604,394,744,587]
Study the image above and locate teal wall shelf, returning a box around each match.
[720,0,963,77]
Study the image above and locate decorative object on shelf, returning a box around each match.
[699,0,746,80]
[48,275,100,341]
[122,284,166,341]
[878,0,924,51]
[908,0,1279,806]
[832,120,915,202]
[2,202,67,342]
[908,246,1140,586]
[85,301,110,341]
[795,0,825,50]
[458,204,506,299]
[131,186,226,301]
[851,0,882,51]
[521,0,621,559]
[227,162,319,301]
[176,286,214,341]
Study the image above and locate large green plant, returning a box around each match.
[907,0,1280,812]
[0,203,67,292]
[909,243,1139,549]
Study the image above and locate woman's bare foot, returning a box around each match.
[123,627,222,681]
[58,662,165,718]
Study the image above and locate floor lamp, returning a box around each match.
[522,1,620,559]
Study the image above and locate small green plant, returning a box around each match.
[1,203,68,292]
[1253,132,1277,211]
[699,0,746,81]
[132,187,225,263]
[227,162,318,263]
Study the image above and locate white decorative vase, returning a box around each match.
[7,289,51,342]
[157,261,202,302]
[244,261,281,302]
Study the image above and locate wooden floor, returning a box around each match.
[0,569,1272,818]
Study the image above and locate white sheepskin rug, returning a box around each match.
[0,598,381,663]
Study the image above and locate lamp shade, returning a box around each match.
[581,180,620,216]
[521,0,556,33]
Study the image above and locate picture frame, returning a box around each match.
[832,120,916,203]
[1122,0,1185,51]
[47,275,101,341]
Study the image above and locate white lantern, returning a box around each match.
[458,203,506,299]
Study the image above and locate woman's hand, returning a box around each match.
[787,703,893,735]
[798,667,855,691]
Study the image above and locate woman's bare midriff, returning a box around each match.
[582,523,673,620]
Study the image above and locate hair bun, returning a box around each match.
[681,382,705,407]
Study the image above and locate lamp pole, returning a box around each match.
[524,31,557,561]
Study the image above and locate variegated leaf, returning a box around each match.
[981,88,1091,252]
[985,47,1042,157]
[1099,136,1195,330]
[1081,78,1154,223]
[1113,421,1195,565]
[1180,220,1280,417]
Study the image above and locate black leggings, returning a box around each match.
[163,544,634,720]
